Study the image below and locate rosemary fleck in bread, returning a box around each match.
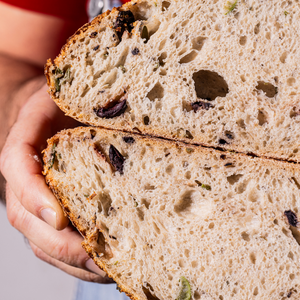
[45,0,300,162]
[43,127,300,300]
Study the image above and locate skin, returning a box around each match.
[0,1,113,283]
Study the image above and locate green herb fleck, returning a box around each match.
[55,78,61,92]
[104,52,109,58]
[84,194,89,198]
[225,0,238,15]
[154,2,157,6]
[201,184,211,191]
[54,67,71,92]
[114,261,119,265]
[176,276,191,300]
[55,68,63,75]
[119,65,126,73]
[48,143,57,169]
[284,11,289,16]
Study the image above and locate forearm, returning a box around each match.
[0,52,46,202]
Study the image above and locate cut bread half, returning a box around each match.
[43,127,300,300]
[45,0,300,162]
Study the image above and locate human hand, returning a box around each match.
[0,84,113,283]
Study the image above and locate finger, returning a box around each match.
[6,185,92,272]
[29,242,114,283]
[1,85,77,229]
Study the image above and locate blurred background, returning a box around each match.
[0,203,76,300]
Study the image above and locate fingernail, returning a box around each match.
[85,258,107,277]
[41,208,57,229]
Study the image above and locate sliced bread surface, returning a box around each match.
[45,0,300,162]
[43,127,300,300]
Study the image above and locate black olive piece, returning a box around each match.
[123,136,135,144]
[219,139,228,145]
[109,235,117,240]
[191,101,213,112]
[285,210,298,227]
[109,145,125,174]
[220,154,226,160]
[114,10,135,40]
[93,45,100,51]
[224,163,233,167]
[90,31,98,38]
[94,99,127,119]
[131,47,140,55]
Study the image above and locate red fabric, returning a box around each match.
[0,0,88,23]
[1,0,131,21]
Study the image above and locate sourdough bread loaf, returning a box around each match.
[45,0,300,162]
[43,127,300,300]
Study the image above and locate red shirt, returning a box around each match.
[0,0,130,24]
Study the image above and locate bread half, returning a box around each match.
[43,127,300,300]
[45,0,300,162]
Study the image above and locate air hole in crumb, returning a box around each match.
[280,52,288,63]
[96,231,113,259]
[191,261,198,268]
[174,190,194,214]
[141,198,150,209]
[192,70,229,101]
[115,47,129,68]
[147,82,164,101]
[250,252,256,264]
[194,291,201,299]
[185,171,191,180]
[254,23,260,34]
[153,222,161,234]
[288,251,294,260]
[178,259,185,268]
[99,192,112,217]
[181,19,189,27]
[142,285,159,300]
[253,287,259,296]
[184,249,190,258]
[144,183,156,190]
[158,52,167,66]
[287,77,296,86]
[162,1,171,11]
[237,119,246,129]
[143,116,150,125]
[158,39,166,50]
[94,70,105,80]
[256,81,278,98]
[241,231,250,241]
[239,36,247,46]
[258,110,268,126]
[209,222,215,229]
[227,174,243,185]
[166,164,174,174]
[179,51,198,64]
[291,177,300,189]
[192,36,206,51]
[81,85,90,97]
